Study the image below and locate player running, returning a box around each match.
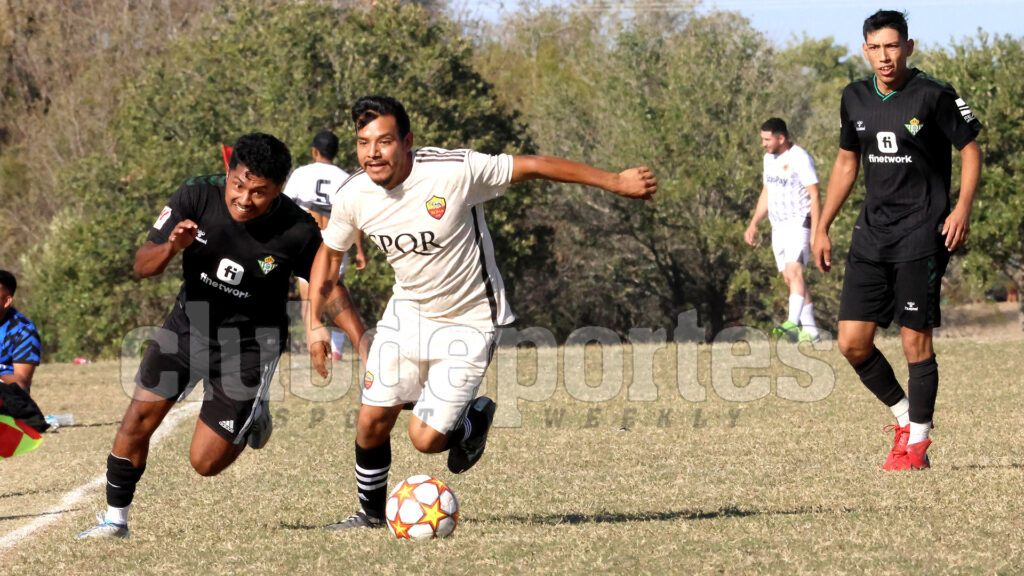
[744,118,821,342]
[813,10,982,470]
[78,133,365,539]
[308,96,657,529]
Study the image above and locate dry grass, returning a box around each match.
[2,337,1022,575]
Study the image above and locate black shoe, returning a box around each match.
[447,397,496,474]
[324,510,384,531]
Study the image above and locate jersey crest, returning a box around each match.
[257,255,278,275]
[425,196,446,220]
[905,117,923,136]
[364,371,374,390]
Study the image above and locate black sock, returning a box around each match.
[852,348,906,407]
[445,402,489,450]
[106,453,146,509]
[354,440,390,520]
[908,355,939,423]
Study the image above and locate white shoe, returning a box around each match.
[76,513,129,540]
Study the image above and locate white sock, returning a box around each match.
[330,330,347,356]
[909,421,932,445]
[799,302,818,335]
[105,505,129,525]
[890,397,910,427]
[787,294,805,324]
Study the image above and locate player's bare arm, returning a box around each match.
[744,185,769,246]
[511,155,657,200]
[814,149,860,273]
[308,242,351,377]
[0,362,36,393]
[133,219,199,278]
[354,233,367,271]
[942,141,982,252]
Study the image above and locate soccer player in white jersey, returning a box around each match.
[308,96,657,530]
[283,129,366,360]
[744,117,821,342]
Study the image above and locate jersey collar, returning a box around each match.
[872,68,918,101]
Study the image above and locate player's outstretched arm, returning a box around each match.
[813,149,859,273]
[307,242,349,378]
[324,282,366,364]
[745,186,769,246]
[942,141,982,252]
[133,220,199,278]
[511,155,657,200]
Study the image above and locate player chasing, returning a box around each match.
[307,96,657,529]
[282,129,367,361]
[744,118,821,342]
[813,10,982,470]
[77,133,366,539]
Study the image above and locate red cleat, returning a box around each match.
[881,423,910,470]
[905,439,931,470]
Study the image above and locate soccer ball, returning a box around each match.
[384,475,459,540]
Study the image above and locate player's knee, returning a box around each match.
[838,337,871,364]
[189,454,224,477]
[408,429,447,454]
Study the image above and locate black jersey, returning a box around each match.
[147,175,321,335]
[839,68,982,262]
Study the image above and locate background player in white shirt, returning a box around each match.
[744,117,821,342]
[283,129,366,360]
[308,96,657,530]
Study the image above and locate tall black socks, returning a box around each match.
[106,453,146,508]
[908,355,939,423]
[852,347,906,407]
[355,440,391,520]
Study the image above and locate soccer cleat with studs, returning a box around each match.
[772,320,800,342]
[447,396,496,474]
[324,510,385,530]
[76,513,129,540]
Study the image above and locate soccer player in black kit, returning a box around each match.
[813,10,982,470]
[78,133,365,539]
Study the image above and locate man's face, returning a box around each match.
[863,27,914,85]
[224,162,282,222]
[761,131,786,156]
[356,115,414,189]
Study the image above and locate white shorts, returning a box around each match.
[362,299,498,434]
[771,220,811,271]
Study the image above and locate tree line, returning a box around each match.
[1,0,1021,359]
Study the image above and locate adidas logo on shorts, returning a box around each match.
[219,420,235,433]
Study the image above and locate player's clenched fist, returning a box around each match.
[615,167,658,200]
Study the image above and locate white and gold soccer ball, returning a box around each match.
[384,475,459,540]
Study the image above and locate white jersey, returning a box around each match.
[763,144,818,226]
[322,147,515,329]
[282,162,350,217]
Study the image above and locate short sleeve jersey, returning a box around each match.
[0,308,41,375]
[763,144,818,226]
[148,175,322,335]
[839,68,982,262]
[322,147,515,329]
[282,162,351,217]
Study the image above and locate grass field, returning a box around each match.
[2,333,1023,575]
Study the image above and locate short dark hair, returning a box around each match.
[0,270,16,295]
[312,129,339,161]
[351,96,411,138]
[863,10,908,42]
[229,133,292,185]
[761,117,789,139]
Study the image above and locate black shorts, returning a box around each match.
[839,251,950,331]
[135,305,284,445]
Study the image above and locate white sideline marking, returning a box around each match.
[0,401,202,555]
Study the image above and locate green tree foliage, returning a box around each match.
[917,34,1024,300]
[24,0,542,359]
[474,4,860,338]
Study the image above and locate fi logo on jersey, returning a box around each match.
[216,258,244,286]
[426,196,446,220]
